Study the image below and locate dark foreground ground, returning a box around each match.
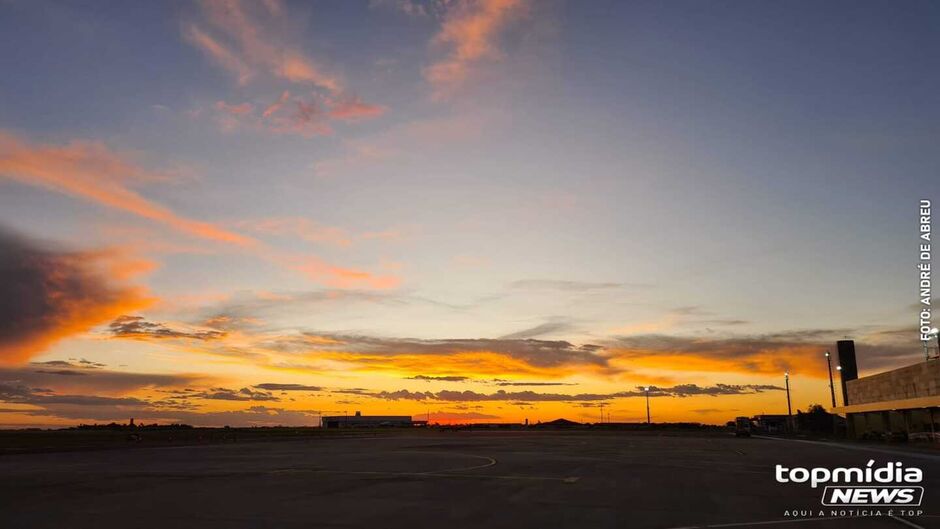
[1,430,938,529]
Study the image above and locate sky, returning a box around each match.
[0,0,937,428]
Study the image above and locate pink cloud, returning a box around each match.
[262,90,291,118]
[210,92,388,138]
[425,0,529,99]
[328,95,388,122]
[285,255,401,290]
[0,130,401,291]
[215,100,254,115]
[185,0,341,93]
[0,130,255,247]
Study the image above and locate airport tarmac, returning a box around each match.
[1,431,938,529]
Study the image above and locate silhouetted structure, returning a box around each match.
[320,411,416,428]
[833,340,940,441]
[534,418,580,429]
[836,339,858,405]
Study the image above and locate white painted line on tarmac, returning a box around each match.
[666,516,874,528]
[281,468,578,482]
[752,436,940,462]
[889,515,926,529]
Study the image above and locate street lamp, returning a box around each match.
[835,365,843,406]
[784,372,792,431]
[644,386,651,425]
[824,352,836,408]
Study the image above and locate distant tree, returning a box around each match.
[806,404,826,414]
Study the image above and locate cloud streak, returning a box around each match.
[0,131,399,290]
[368,383,783,402]
[0,130,255,247]
[185,0,340,92]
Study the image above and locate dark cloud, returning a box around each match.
[366,383,782,403]
[74,358,107,368]
[108,315,227,341]
[655,383,784,398]
[419,411,500,421]
[200,387,279,402]
[407,375,469,382]
[0,366,205,395]
[498,321,575,340]
[331,388,372,395]
[0,229,148,363]
[31,359,107,376]
[490,380,578,387]
[292,335,609,369]
[34,369,89,376]
[607,329,924,376]
[161,387,279,402]
[253,383,321,391]
[0,388,321,426]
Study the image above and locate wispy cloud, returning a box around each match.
[108,316,227,342]
[424,0,529,99]
[184,0,340,92]
[0,131,400,291]
[0,130,254,247]
[606,329,923,377]
[185,1,386,137]
[253,383,321,391]
[498,321,576,340]
[368,383,783,402]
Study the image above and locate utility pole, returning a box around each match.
[825,352,836,408]
[645,387,651,425]
[785,372,792,432]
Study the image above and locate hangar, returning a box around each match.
[321,411,420,428]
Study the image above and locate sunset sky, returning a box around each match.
[1,0,937,428]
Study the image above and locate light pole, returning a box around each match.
[825,352,836,408]
[835,365,843,405]
[644,386,651,425]
[784,372,792,431]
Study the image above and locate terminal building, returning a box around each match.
[320,411,422,428]
[832,340,940,440]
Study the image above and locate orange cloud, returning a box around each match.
[288,256,401,290]
[425,0,528,98]
[215,100,254,115]
[183,24,253,84]
[0,130,256,247]
[0,130,400,291]
[0,231,154,364]
[328,95,388,122]
[262,90,291,118]
[317,351,578,378]
[186,0,341,93]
